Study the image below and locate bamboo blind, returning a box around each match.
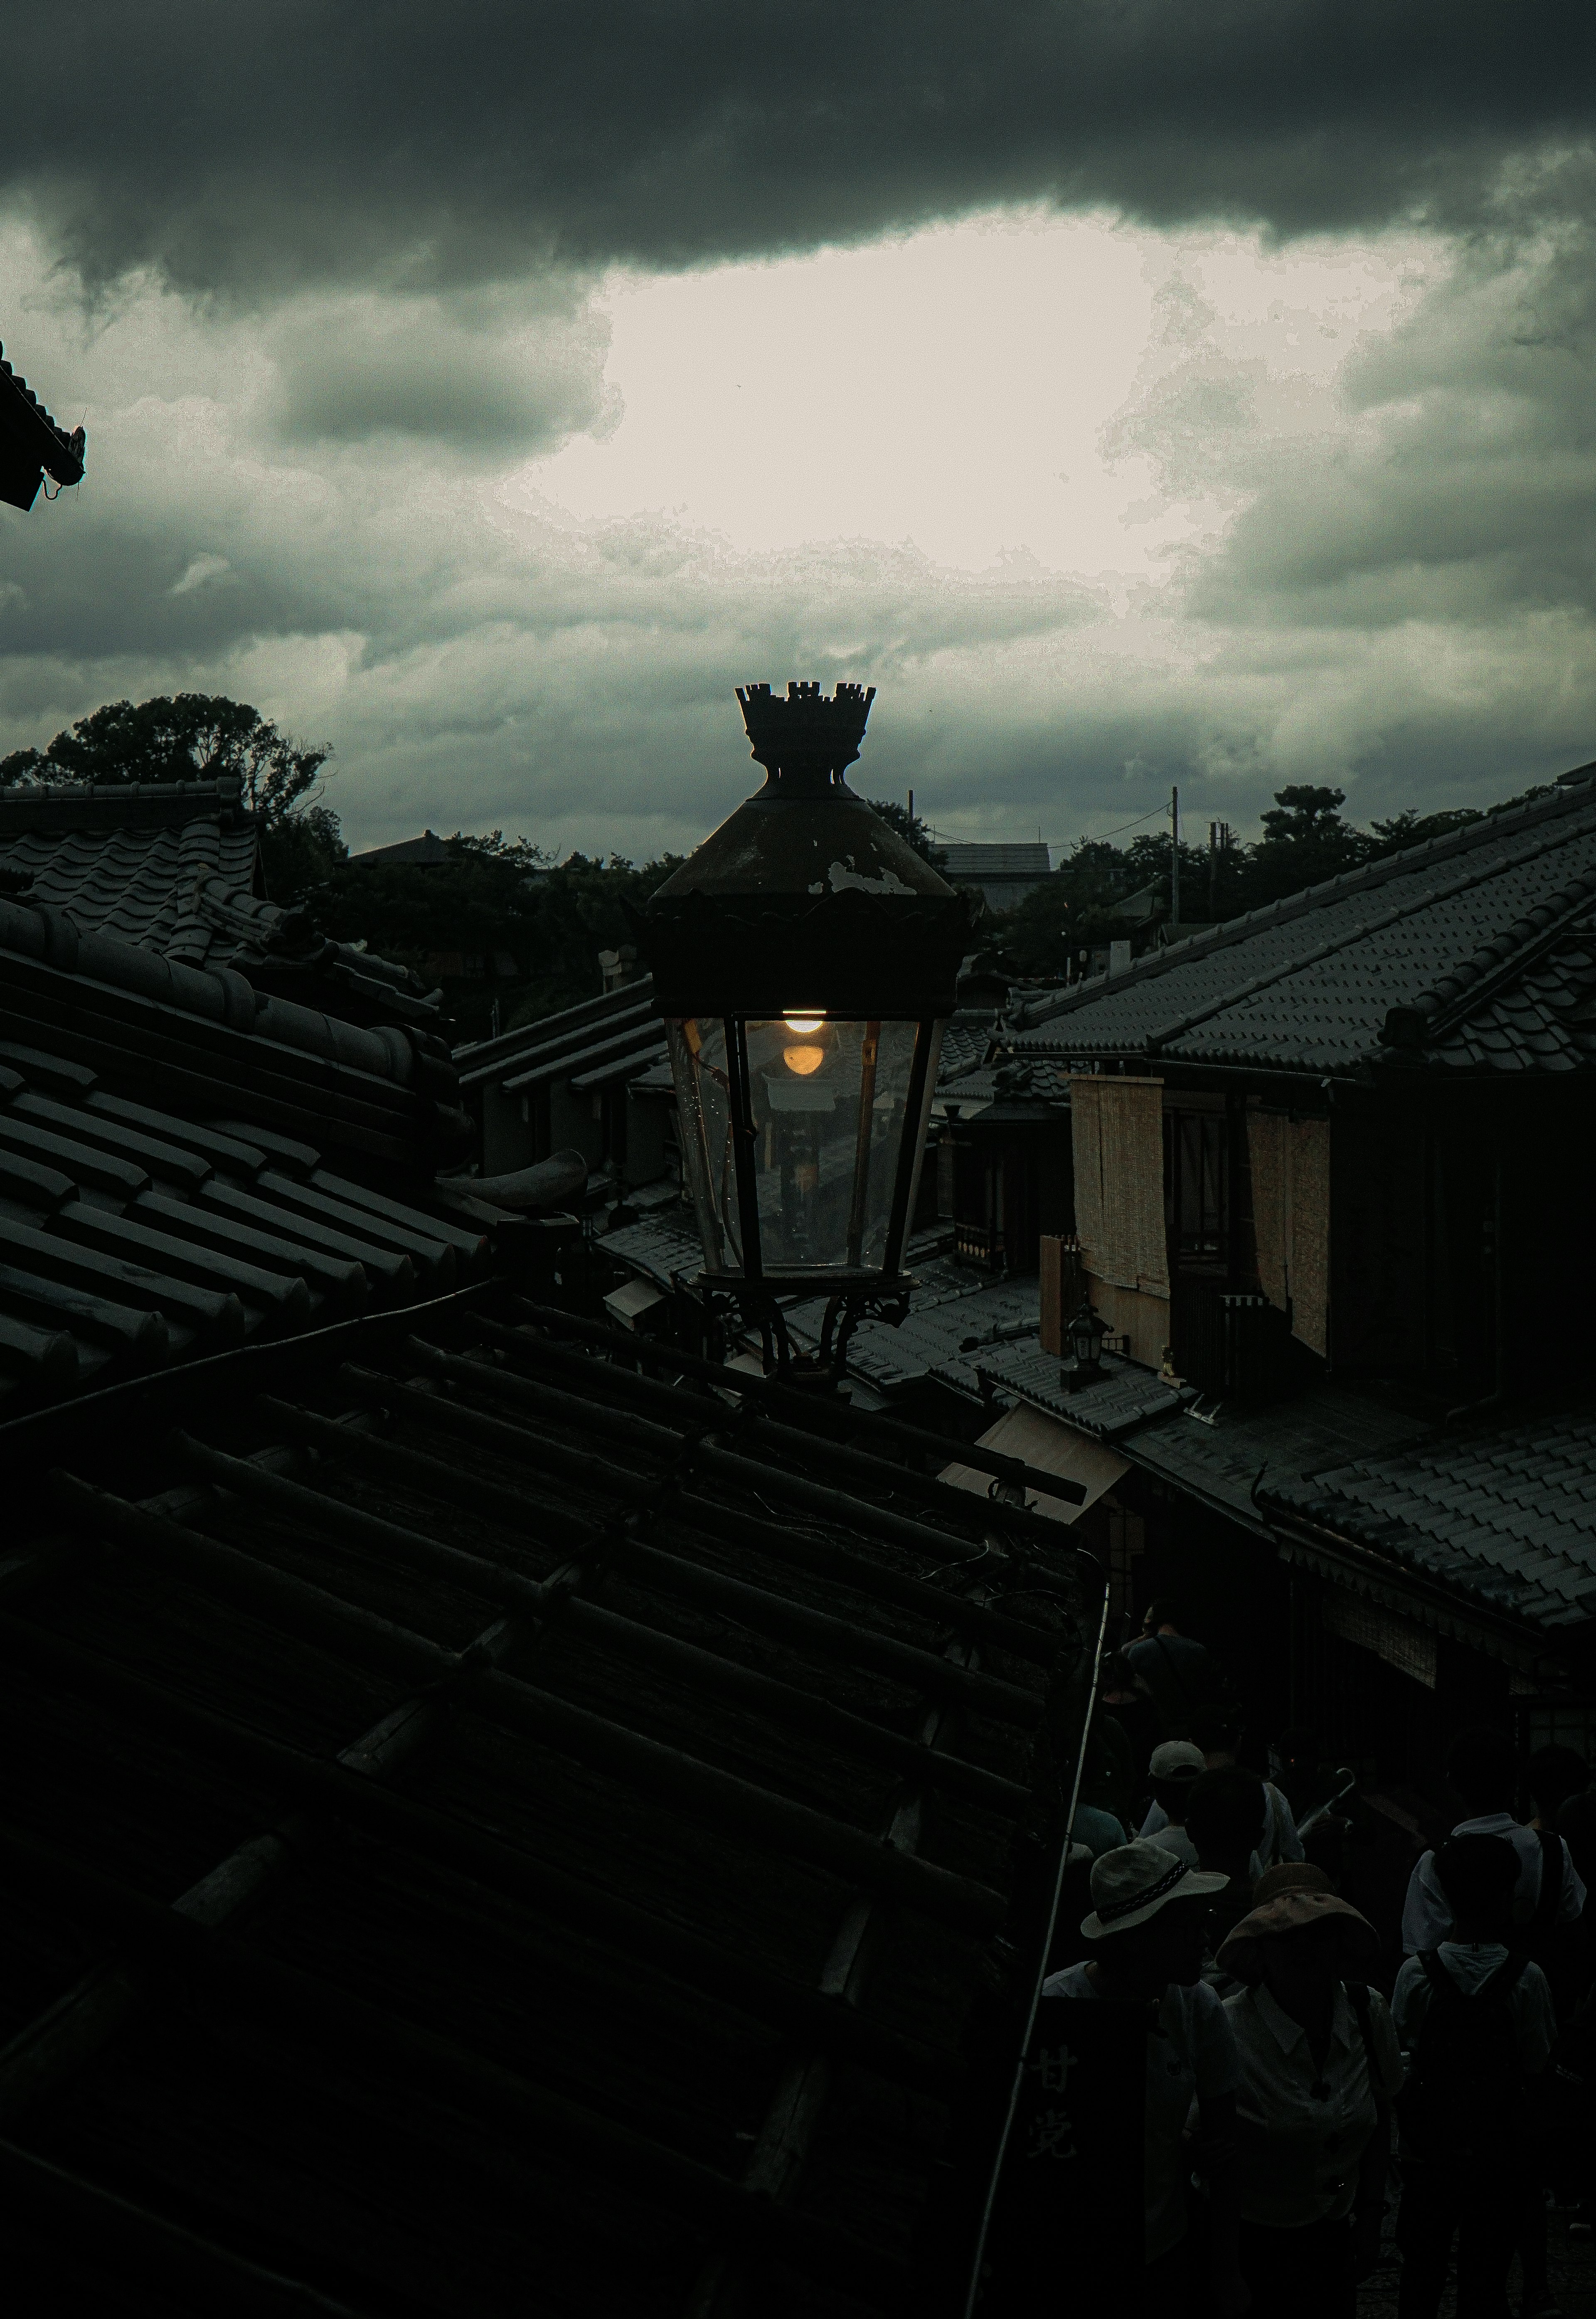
[1068,1076,1169,1298]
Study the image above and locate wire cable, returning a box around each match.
[959,1561,1111,2318]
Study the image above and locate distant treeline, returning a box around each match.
[1,692,1563,1008]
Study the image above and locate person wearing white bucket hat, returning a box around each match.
[1043,1841,1250,2314]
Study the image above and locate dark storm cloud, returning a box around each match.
[9,4,1596,295]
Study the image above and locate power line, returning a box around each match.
[1076,801,1171,843]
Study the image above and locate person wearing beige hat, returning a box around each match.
[1043,1841,1250,2315]
[1217,1885,1401,2318]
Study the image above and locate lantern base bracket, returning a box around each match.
[692,1270,916,1386]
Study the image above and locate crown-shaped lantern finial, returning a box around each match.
[735,679,876,792]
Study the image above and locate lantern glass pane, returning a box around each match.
[666,1016,941,1276]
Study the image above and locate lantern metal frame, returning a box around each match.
[631,680,973,1381]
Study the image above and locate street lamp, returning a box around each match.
[633,681,973,1375]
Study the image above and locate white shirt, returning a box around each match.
[1224,1981,1402,2227]
[1042,1962,1241,2262]
[1140,1782,1303,1866]
[1399,1814,1586,1953]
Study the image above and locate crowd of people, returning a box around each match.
[1040,1598,1594,2317]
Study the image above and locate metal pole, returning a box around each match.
[1170,785,1180,928]
[1209,820,1219,918]
[723,1017,763,1283]
[883,1020,936,1276]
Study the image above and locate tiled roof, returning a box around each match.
[457,977,660,1090]
[0,779,260,969]
[970,1339,1195,1437]
[0,338,86,510]
[0,890,476,1411]
[601,1214,1044,1397]
[938,844,1051,879]
[0,780,259,952]
[1007,768,1596,1074]
[0,780,444,1028]
[0,1289,1094,2310]
[938,1009,995,1081]
[1261,1402,1596,1632]
[1123,1384,1428,1533]
[786,1253,1041,1396]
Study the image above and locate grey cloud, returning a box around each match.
[264,292,618,452]
[1090,221,1596,635]
[5,6,1596,298]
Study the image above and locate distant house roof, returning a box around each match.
[936,844,1052,917]
[0,338,86,512]
[352,830,459,868]
[1001,765,1596,1076]
[938,844,1052,879]
[0,886,477,1412]
[457,976,662,1093]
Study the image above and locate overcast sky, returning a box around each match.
[2,5,1595,859]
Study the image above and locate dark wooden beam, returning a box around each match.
[46,1472,1010,1934]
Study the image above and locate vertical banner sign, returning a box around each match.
[976,1997,1147,2313]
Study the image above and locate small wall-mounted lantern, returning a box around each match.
[1064,1300,1109,1393]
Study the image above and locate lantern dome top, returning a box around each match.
[631,679,974,1017]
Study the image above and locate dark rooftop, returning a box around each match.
[457,976,661,1093]
[0,779,443,1030]
[1262,1400,1596,1632]
[0,888,475,1412]
[0,780,259,970]
[0,1288,1094,2313]
[1006,765,1596,1076]
[0,339,86,512]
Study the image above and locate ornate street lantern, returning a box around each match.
[633,681,973,1373]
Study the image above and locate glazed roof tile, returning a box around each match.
[1005,768,1596,1075]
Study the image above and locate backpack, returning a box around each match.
[1396,1950,1528,2173]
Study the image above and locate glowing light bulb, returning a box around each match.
[783,1013,825,1034]
[783,1044,825,1077]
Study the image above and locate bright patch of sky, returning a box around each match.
[521,211,1439,580]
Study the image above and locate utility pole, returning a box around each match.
[1170,785,1180,928]
[1209,821,1219,918]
